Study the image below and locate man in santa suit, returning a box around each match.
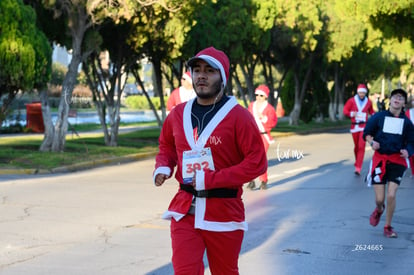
[343,83,375,175]
[167,71,196,111]
[247,84,277,190]
[405,96,414,176]
[153,47,267,274]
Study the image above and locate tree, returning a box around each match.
[28,0,131,151]
[231,1,265,105]
[82,19,133,146]
[69,0,184,145]
[325,0,413,121]
[260,24,295,108]
[366,0,414,92]
[182,0,264,105]
[323,0,374,121]
[26,0,100,152]
[273,0,325,125]
[364,0,414,43]
[0,0,51,125]
[126,2,189,123]
[253,0,290,108]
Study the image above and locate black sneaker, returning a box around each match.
[246,181,256,190]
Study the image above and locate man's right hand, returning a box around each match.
[155,173,168,187]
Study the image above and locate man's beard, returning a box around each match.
[195,79,222,99]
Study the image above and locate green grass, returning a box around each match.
[0,119,349,171]
[0,126,161,170]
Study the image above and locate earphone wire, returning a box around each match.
[191,89,222,136]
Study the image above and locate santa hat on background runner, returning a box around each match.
[255,84,270,98]
[187,46,230,86]
[182,71,192,84]
[357,84,368,93]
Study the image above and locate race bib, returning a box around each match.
[182,148,215,184]
[383,117,403,135]
[355,112,366,122]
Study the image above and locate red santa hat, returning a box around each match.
[255,84,270,98]
[187,46,230,86]
[357,84,368,93]
[182,71,192,84]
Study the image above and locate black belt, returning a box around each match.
[180,184,238,198]
[352,122,366,125]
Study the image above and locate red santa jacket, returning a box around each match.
[406,108,414,124]
[166,87,196,111]
[154,97,267,232]
[248,101,277,145]
[343,95,375,133]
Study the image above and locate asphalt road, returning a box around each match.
[1,131,414,275]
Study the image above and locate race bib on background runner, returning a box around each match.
[383,117,404,135]
[355,112,366,122]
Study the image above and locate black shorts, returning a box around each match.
[371,162,406,185]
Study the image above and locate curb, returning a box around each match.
[0,151,158,176]
[51,151,158,173]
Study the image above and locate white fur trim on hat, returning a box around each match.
[182,72,192,84]
[191,55,227,86]
[357,85,367,93]
[255,89,267,97]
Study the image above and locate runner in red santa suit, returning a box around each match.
[343,83,375,175]
[247,84,277,190]
[405,96,414,176]
[167,71,196,111]
[153,47,267,274]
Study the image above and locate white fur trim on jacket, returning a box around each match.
[178,96,248,231]
[153,166,171,186]
[194,169,248,231]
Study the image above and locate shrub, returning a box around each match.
[46,85,93,109]
[124,95,161,110]
[47,84,62,97]
[73,85,92,97]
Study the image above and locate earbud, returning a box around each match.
[214,89,223,102]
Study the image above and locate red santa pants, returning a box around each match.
[171,214,244,275]
[351,131,366,172]
[259,135,271,183]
